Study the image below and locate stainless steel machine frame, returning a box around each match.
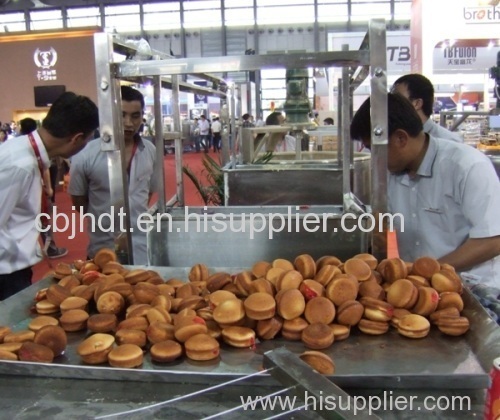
[93,19,389,263]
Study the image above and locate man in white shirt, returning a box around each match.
[0,93,99,300]
[392,74,463,143]
[211,117,222,152]
[198,115,211,153]
[350,93,500,288]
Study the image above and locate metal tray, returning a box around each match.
[0,267,499,389]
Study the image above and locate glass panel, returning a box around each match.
[394,1,412,20]
[104,5,140,33]
[143,2,180,12]
[258,0,313,6]
[225,0,253,6]
[67,7,101,28]
[224,8,254,26]
[30,9,63,31]
[0,13,26,33]
[351,2,391,21]
[257,5,314,24]
[184,9,221,28]
[317,4,349,22]
[183,0,221,11]
[144,9,181,30]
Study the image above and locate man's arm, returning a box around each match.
[438,236,500,272]
[71,195,88,214]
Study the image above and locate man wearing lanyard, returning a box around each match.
[69,86,158,265]
[0,92,99,300]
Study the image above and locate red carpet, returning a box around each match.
[32,151,219,282]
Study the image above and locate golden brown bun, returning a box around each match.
[412,287,439,316]
[146,307,172,325]
[184,333,220,361]
[281,317,309,341]
[265,267,285,286]
[431,270,463,294]
[81,271,103,286]
[386,279,418,309]
[243,292,276,320]
[276,270,303,291]
[256,316,283,340]
[360,297,394,322]
[383,258,408,283]
[102,261,126,275]
[71,285,95,302]
[314,265,340,287]
[0,326,12,343]
[188,263,210,283]
[272,258,294,271]
[150,340,183,363]
[35,299,59,315]
[294,254,316,279]
[93,248,117,270]
[59,296,88,313]
[397,314,431,338]
[221,326,256,348]
[208,290,238,309]
[325,275,359,307]
[248,278,275,296]
[77,333,115,364]
[18,342,54,363]
[390,308,412,328]
[358,280,386,300]
[46,284,72,307]
[108,344,143,368]
[343,258,372,281]
[336,300,364,326]
[234,271,254,297]
[406,275,430,288]
[33,325,67,357]
[410,256,440,279]
[147,321,175,344]
[133,282,160,304]
[206,272,232,292]
[301,323,334,349]
[0,342,23,353]
[28,316,59,332]
[304,297,335,325]
[315,256,342,271]
[118,316,149,332]
[174,317,208,343]
[59,309,89,332]
[124,269,150,285]
[436,316,470,336]
[4,329,35,343]
[96,291,125,315]
[299,280,325,301]
[277,289,306,320]
[251,261,271,278]
[0,349,17,361]
[175,283,200,299]
[299,351,335,375]
[353,253,378,270]
[87,313,118,333]
[436,292,464,312]
[213,299,245,326]
[357,319,389,335]
[329,323,350,341]
[429,307,460,325]
[53,263,73,279]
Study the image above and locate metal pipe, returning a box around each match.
[171,74,185,206]
[153,75,166,214]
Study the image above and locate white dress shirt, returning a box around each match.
[0,132,47,274]
[424,118,463,143]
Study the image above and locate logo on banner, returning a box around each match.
[34,47,58,81]
[463,5,500,23]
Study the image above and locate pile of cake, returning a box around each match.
[0,250,469,374]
